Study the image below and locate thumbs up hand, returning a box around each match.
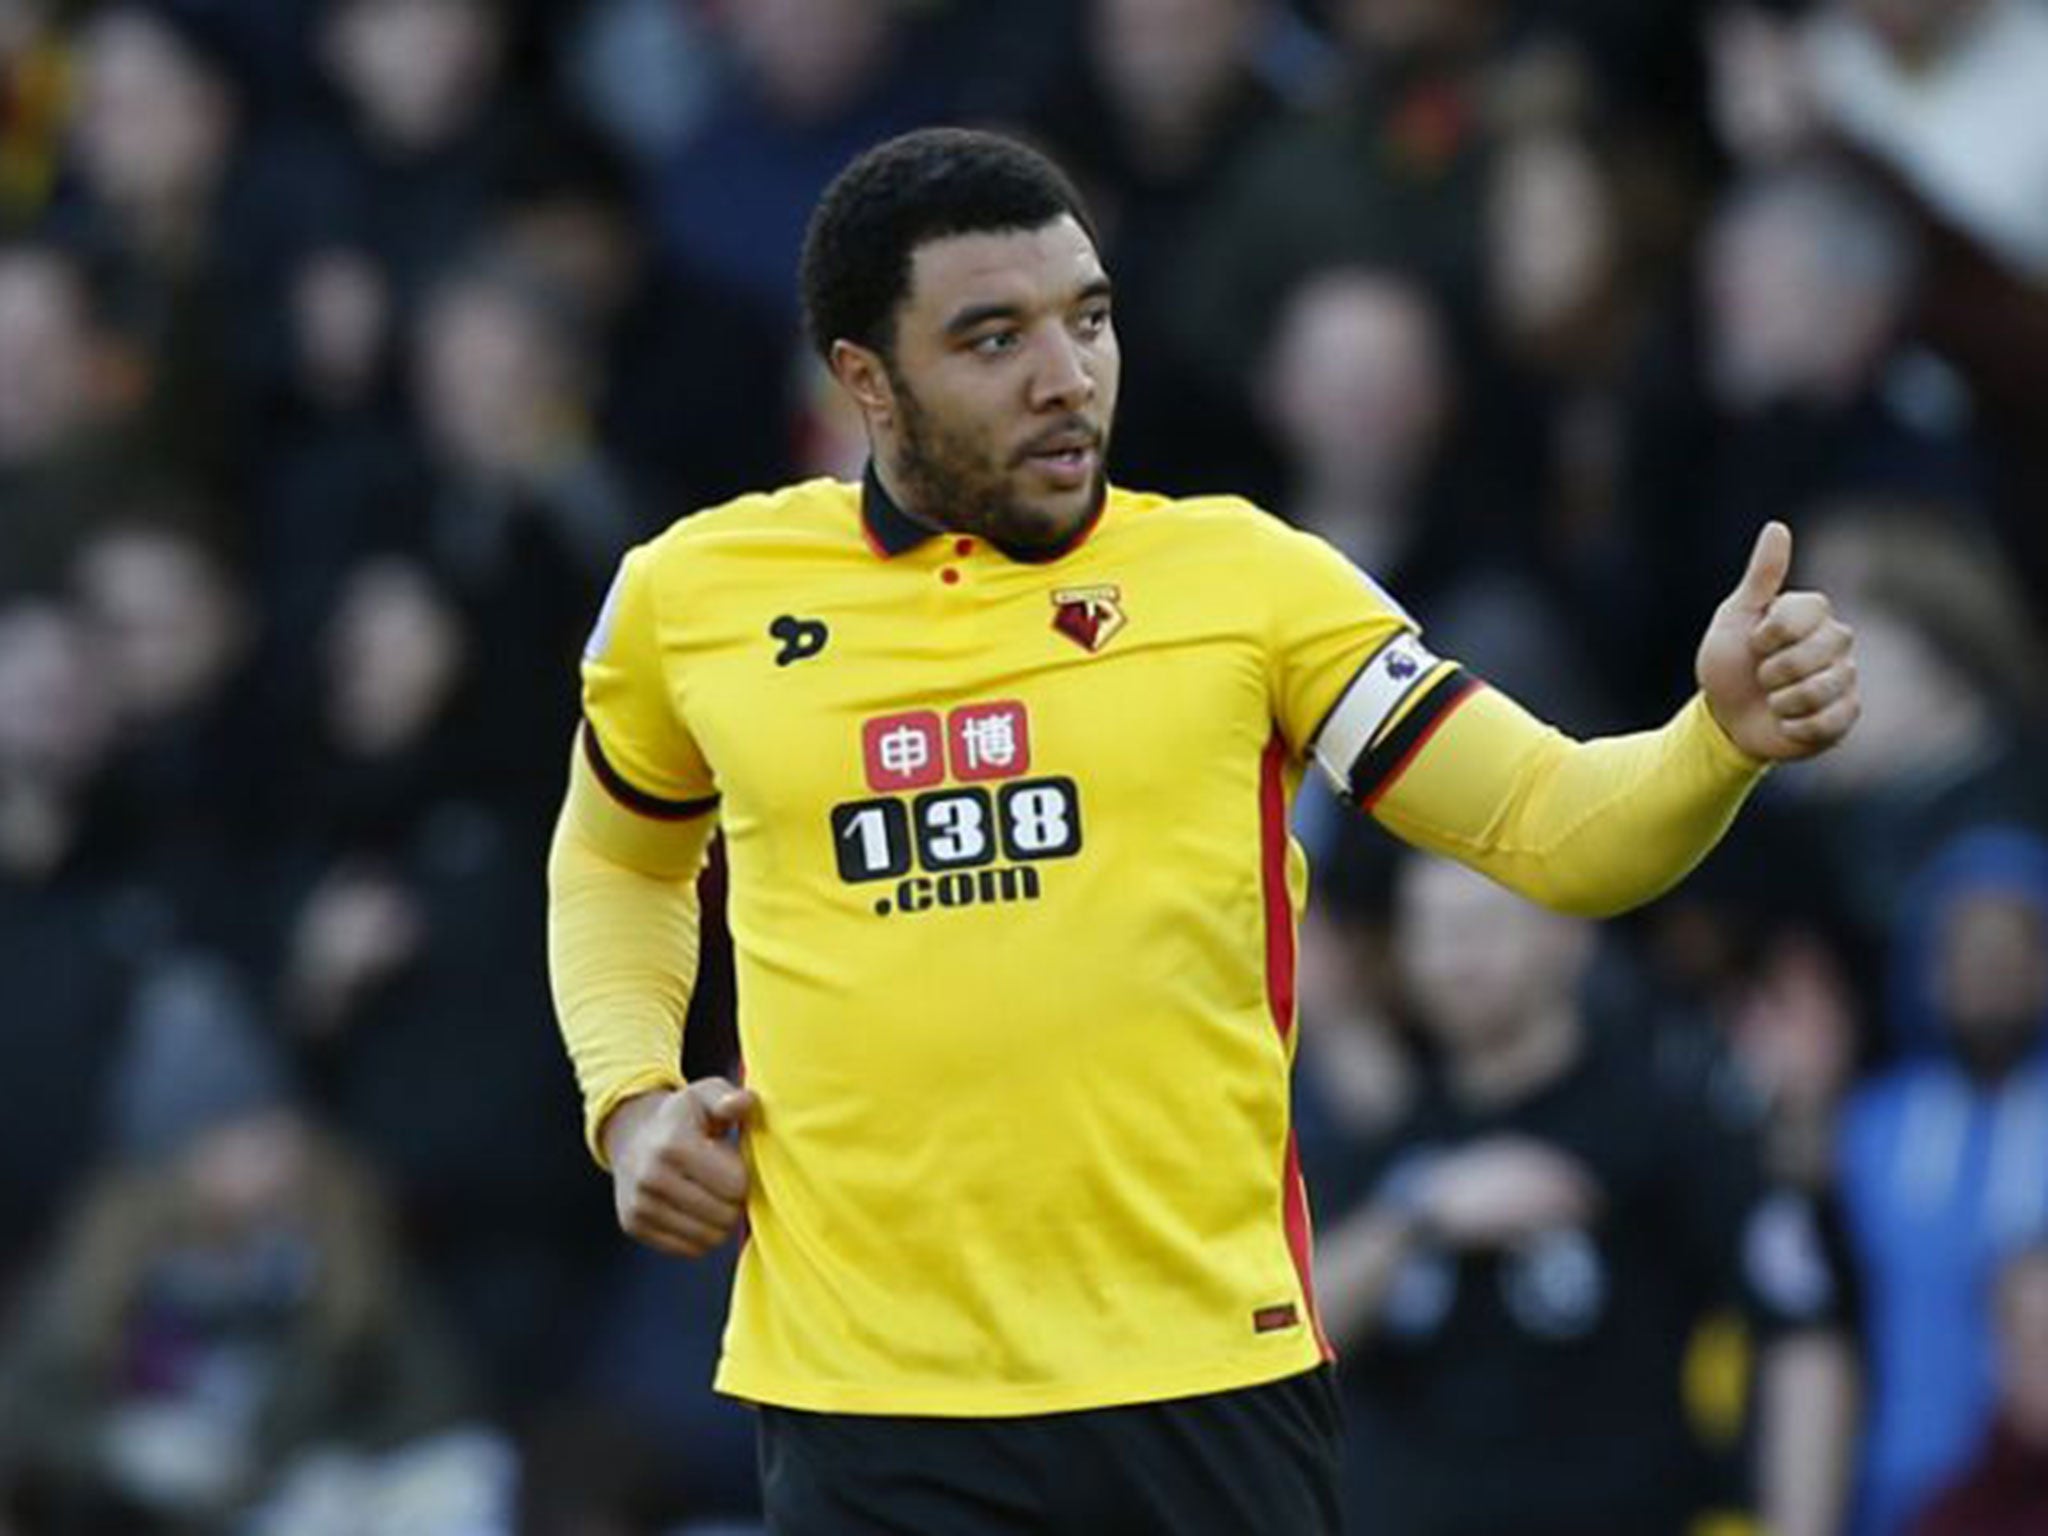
[1695,521,1860,762]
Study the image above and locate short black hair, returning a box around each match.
[800,127,1098,363]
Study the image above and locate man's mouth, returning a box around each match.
[1018,426,1100,485]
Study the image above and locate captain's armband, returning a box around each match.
[1308,632,1479,807]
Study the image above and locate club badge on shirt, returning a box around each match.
[1052,586,1126,653]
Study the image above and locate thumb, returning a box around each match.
[1729,520,1793,611]
[693,1081,758,1130]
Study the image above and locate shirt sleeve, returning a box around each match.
[1252,512,1768,918]
[547,759,712,1166]
[1260,518,1432,767]
[549,540,722,1167]
[1371,689,1766,917]
[580,542,717,818]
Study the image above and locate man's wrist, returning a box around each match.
[1689,690,1772,774]
[598,1083,681,1169]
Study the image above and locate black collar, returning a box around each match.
[861,461,937,557]
[859,461,1105,565]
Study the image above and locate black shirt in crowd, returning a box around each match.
[1303,1020,1844,1536]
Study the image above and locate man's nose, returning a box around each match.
[1028,330,1095,412]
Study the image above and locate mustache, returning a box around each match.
[1013,417,1102,465]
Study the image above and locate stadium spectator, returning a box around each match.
[407,250,640,818]
[1727,930,1863,1197]
[276,555,606,1407]
[494,168,796,512]
[283,0,578,321]
[1705,0,2048,615]
[0,591,129,1288]
[1260,263,1608,733]
[1288,866,1416,1212]
[1470,125,1669,712]
[0,974,473,1532]
[1805,0,2048,283]
[55,2,263,502]
[564,0,723,168]
[0,240,135,587]
[1261,267,1459,591]
[1050,0,1276,199]
[1791,504,2048,964]
[1908,1241,2048,1536]
[1836,826,2048,1536]
[1308,853,1855,1536]
[1170,0,1513,393]
[412,252,634,562]
[1618,162,1984,690]
[1028,0,1287,495]
[248,240,422,700]
[1484,128,1627,382]
[646,0,955,324]
[63,5,238,298]
[72,510,278,966]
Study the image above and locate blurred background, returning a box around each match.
[0,0,2044,1532]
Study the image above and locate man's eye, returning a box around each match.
[1077,306,1112,337]
[970,331,1019,356]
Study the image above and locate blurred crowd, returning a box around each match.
[0,0,2044,1532]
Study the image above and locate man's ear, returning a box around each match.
[828,339,895,426]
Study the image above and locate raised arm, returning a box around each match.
[1328,523,1857,916]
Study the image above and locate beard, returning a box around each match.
[888,371,1107,555]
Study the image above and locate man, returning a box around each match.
[548,127,1859,1534]
[1836,827,2048,1536]
[1306,854,1855,1536]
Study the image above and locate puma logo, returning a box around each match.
[770,615,829,666]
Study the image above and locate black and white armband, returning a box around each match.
[1309,632,1477,807]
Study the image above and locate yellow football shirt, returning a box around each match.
[558,472,1763,1416]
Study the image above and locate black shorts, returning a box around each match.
[757,1367,1343,1536]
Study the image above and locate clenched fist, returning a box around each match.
[603,1078,759,1257]
[1696,521,1860,761]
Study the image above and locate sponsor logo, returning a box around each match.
[770,614,830,666]
[862,711,946,792]
[841,701,1079,917]
[947,701,1030,782]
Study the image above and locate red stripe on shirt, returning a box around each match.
[1259,733,1297,1044]
[1259,732,1333,1359]
[1284,1128,1334,1360]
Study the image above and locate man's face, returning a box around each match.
[1397,856,1589,1054]
[0,252,93,461]
[870,216,1118,553]
[1937,890,2048,1077]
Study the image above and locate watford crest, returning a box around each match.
[1051,585,1127,653]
